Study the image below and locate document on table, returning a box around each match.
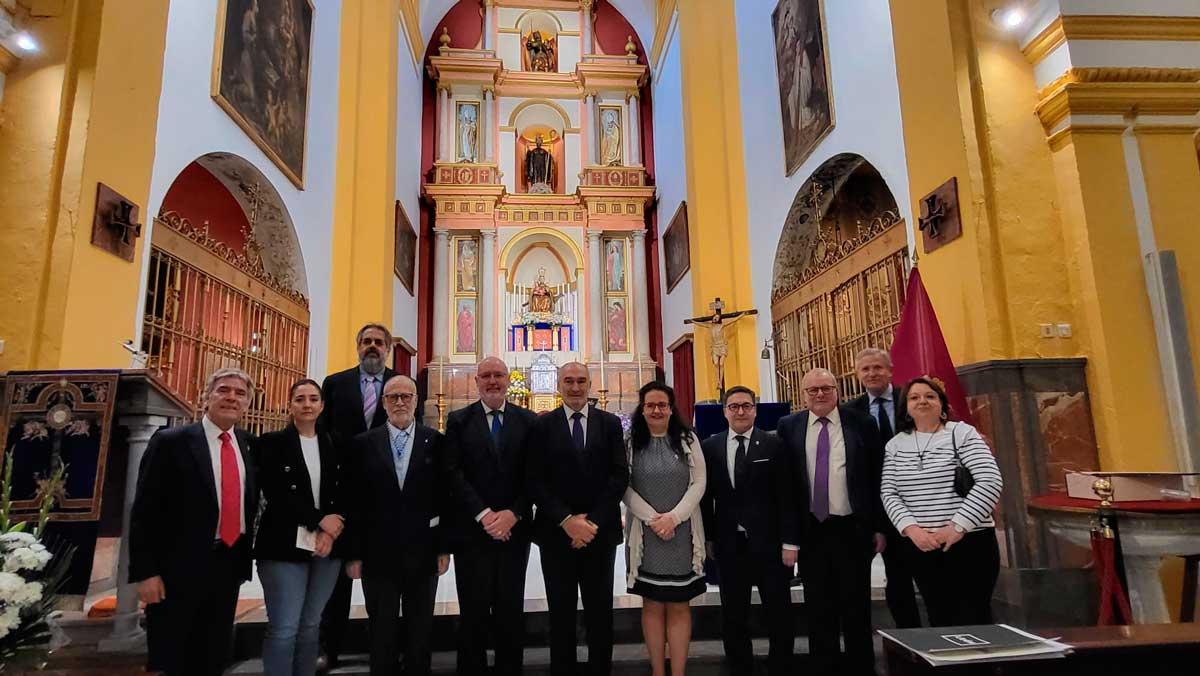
[878,624,1073,667]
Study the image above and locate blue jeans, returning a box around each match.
[258,557,342,676]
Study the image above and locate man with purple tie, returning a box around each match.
[776,368,886,676]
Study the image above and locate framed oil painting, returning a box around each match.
[605,297,629,353]
[394,200,416,295]
[663,201,690,294]
[455,238,478,293]
[772,0,834,176]
[454,298,477,355]
[604,237,626,293]
[212,0,314,188]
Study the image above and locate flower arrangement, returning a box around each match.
[519,311,568,326]
[0,449,74,671]
[506,371,531,405]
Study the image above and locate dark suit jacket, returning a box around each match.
[699,427,787,558]
[775,406,885,547]
[129,421,258,583]
[849,390,896,435]
[343,422,448,577]
[317,366,397,450]
[253,426,346,562]
[527,405,629,550]
[444,401,537,550]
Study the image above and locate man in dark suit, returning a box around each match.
[849,347,921,629]
[528,361,629,676]
[317,322,397,668]
[776,368,885,676]
[700,385,793,675]
[130,367,259,676]
[343,374,450,676]
[444,357,537,676]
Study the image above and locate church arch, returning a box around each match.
[507,98,575,133]
[514,9,564,34]
[498,226,584,287]
[769,153,908,409]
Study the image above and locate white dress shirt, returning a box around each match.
[201,415,247,539]
[868,384,896,431]
[563,403,588,441]
[805,407,852,517]
[387,420,416,490]
[726,429,753,532]
[299,433,321,505]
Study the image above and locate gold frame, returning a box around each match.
[597,104,625,166]
[455,100,482,163]
[211,0,315,188]
[603,236,631,354]
[772,0,836,177]
[451,234,480,356]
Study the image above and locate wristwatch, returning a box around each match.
[952,523,966,534]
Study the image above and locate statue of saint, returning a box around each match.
[524,135,554,192]
[457,104,478,163]
[529,268,556,313]
[525,30,555,72]
[600,109,622,166]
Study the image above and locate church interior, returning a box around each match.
[1,0,1200,673]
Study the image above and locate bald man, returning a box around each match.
[776,368,885,676]
[444,357,538,676]
[528,362,629,676]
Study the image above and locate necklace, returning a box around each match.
[915,425,942,471]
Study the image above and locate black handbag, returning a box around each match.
[949,423,975,498]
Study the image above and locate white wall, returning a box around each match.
[393,9,423,371]
[139,0,343,379]
[734,0,913,403]
[650,22,693,388]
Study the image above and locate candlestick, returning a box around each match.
[597,388,609,411]
[436,393,446,433]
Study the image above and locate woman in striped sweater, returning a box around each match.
[881,376,1003,626]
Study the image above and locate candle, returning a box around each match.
[438,358,445,395]
[599,348,606,389]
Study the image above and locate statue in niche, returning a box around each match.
[524,134,555,193]
[528,267,556,313]
[600,108,623,166]
[457,103,478,163]
[525,30,555,72]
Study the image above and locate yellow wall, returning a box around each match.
[326,0,400,369]
[675,0,758,398]
[0,0,168,371]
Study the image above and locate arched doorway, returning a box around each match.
[770,153,908,409]
[141,152,310,433]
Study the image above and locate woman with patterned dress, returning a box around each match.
[623,382,707,676]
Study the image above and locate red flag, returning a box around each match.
[889,267,975,425]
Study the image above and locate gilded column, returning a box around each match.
[587,230,604,361]
[631,229,650,358]
[628,92,641,166]
[433,228,451,358]
[480,228,497,355]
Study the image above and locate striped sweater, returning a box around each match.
[881,422,1002,534]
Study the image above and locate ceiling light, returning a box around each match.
[991,7,1026,30]
[14,32,38,52]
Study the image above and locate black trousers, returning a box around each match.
[319,567,353,662]
[540,543,617,676]
[361,566,438,676]
[454,539,532,676]
[802,515,876,676]
[882,525,922,628]
[715,533,794,675]
[145,543,242,676]
[904,528,1000,627]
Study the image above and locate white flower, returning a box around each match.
[0,572,42,607]
[0,532,36,547]
[0,606,20,639]
[2,545,53,573]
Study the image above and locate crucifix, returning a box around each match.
[684,297,758,399]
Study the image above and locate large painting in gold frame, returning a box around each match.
[212,0,314,188]
[772,0,834,177]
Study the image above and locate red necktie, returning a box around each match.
[218,431,241,546]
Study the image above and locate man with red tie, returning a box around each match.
[130,367,259,676]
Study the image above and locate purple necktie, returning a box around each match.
[812,417,830,521]
[363,376,378,427]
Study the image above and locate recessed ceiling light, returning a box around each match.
[14,32,38,52]
[991,7,1026,30]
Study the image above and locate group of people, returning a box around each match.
[128,323,1003,676]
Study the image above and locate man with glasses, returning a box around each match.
[776,369,886,676]
[699,386,793,675]
[316,323,397,670]
[342,375,450,676]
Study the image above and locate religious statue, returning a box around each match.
[600,108,622,166]
[457,103,478,163]
[529,267,556,313]
[524,134,554,193]
[684,297,759,397]
[525,30,555,72]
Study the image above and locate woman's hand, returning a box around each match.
[931,524,966,551]
[649,513,677,540]
[319,514,344,539]
[903,524,941,552]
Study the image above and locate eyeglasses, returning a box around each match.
[725,403,755,413]
[382,392,416,404]
[804,386,836,396]
[643,402,671,411]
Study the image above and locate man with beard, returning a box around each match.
[443,357,537,675]
[317,323,397,670]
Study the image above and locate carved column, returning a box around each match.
[587,230,604,361]
[581,0,594,54]
[623,94,634,167]
[628,92,642,166]
[433,229,451,358]
[631,229,651,358]
[437,86,451,162]
[583,93,597,166]
[482,0,494,51]
[480,228,497,355]
[98,415,169,653]
[483,88,495,163]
